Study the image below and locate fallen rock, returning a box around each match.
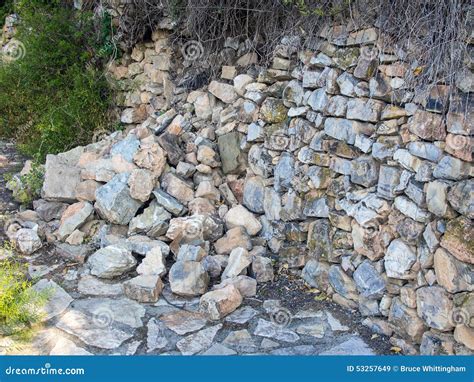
[95,173,142,225]
[123,274,163,303]
[169,261,209,297]
[199,285,243,320]
[88,246,137,279]
[222,247,252,279]
[57,201,94,240]
[225,205,262,235]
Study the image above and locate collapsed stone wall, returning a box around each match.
[7,21,473,355]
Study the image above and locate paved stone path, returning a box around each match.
[0,141,392,356]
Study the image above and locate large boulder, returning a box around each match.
[42,147,83,202]
[95,173,142,225]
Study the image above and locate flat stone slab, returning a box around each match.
[270,345,316,355]
[254,319,300,343]
[33,279,73,321]
[176,324,222,355]
[49,336,92,355]
[202,343,237,355]
[295,322,326,338]
[56,310,134,349]
[225,306,259,324]
[147,318,169,353]
[160,310,208,335]
[78,275,123,296]
[319,336,375,355]
[325,311,349,331]
[72,298,145,328]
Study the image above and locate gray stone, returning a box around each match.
[42,147,83,202]
[328,265,358,300]
[303,195,329,217]
[377,165,401,200]
[350,156,379,187]
[88,246,137,279]
[301,260,330,289]
[307,88,329,112]
[123,274,163,303]
[57,202,94,240]
[202,343,237,355]
[394,196,431,223]
[274,152,294,192]
[254,319,300,343]
[111,134,140,162]
[243,176,265,213]
[388,298,426,343]
[426,180,451,217]
[296,323,325,338]
[177,244,207,262]
[448,179,474,218]
[128,201,171,237]
[14,228,42,255]
[251,255,274,283]
[50,337,92,356]
[33,279,73,321]
[225,306,259,324]
[416,286,454,331]
[56,310,133,350]
[160,310,207,335]
[433,156,472,180]
[214,275,256,298]
[434,248,473,293]
[407,141,443,162]
[319,336,375,355]
[385,239,416,279]
[176,324,222,355]
[95,173,142,225]
[78,275,123,296]
[218,132,243,174]
[146,318,168,352]
[222,329,257,353]
[222,247,252,280]
[209,81,238,103]
[353,260,386,299]
[263,187,282,221]
[33,199,67,222]
[73,297,145,328]
[346,98,384,122]
[152,189,185,216]
[169,261,209,297]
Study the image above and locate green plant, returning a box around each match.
[0,1,114,160]
[0,0,14,27]
[0,255,50,336]
[5,162,44,205]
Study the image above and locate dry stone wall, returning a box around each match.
[7,22,473,355]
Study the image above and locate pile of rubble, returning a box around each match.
[5,22,473,355]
